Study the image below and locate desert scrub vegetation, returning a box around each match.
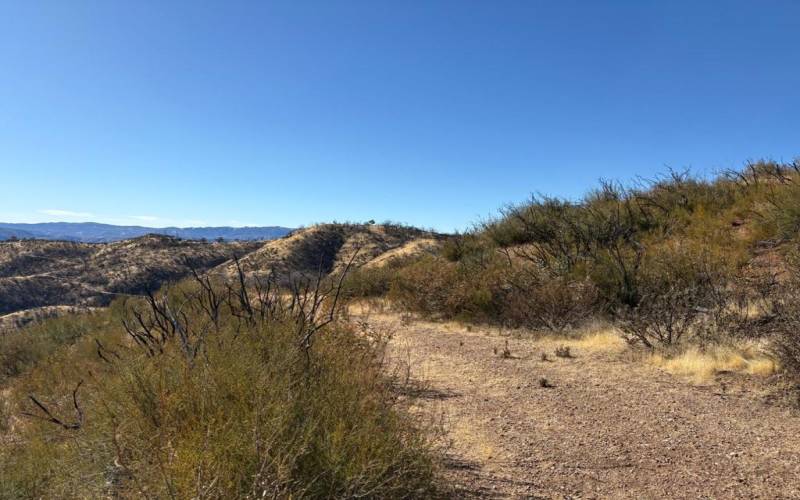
[356,160,800,385]
[0,311,105,383]
[759,250,800,396]
[0,264,439,498]
[341,255,421,299]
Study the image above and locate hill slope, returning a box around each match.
[215,223,445,281]
[0,235,262,315]
[0,224,444,320]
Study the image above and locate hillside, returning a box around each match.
[359,162,800,333]
[0,235,262,316]
[2,166,800,497]
[0,224,445,321]
[341,162,800,401]
[215,223,445,281]
[0,222,293,242]
[0,265,438,498]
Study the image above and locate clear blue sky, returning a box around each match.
[1,1,798,232]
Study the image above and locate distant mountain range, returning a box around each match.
[0,222,293,242]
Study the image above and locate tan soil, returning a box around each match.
[362,238,442,268]
[365,312,800,499]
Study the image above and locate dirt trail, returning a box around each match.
[366,313,800,499]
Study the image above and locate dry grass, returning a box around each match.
[531,323,779,386]
[558,329,627,352]
[349,306,783,390]
[649,342,778,383]
[346,298,392,317]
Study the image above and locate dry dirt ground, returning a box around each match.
[360,312,800,499]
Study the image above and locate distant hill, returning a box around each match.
[0,224,444,319]
[0,222,293,242]
[0,227,37,240]
[0,234,263,315]
[215,223,445,281]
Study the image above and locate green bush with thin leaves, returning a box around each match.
[0,272,439,499]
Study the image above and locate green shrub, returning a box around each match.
[328,163,800,351]
[764,245,800,396]
[0,277,439,498]
[343,257,417,299]
[766,183,800,240]
[388,255,462,318]
[771,315,800,395]
[387,254,495,322]
[0,313,96,384]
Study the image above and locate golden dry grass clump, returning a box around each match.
[649,343,778,383]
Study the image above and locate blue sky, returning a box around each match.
[1,1,798,231]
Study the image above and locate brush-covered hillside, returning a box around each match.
[215,223,445,281]
[348,161,800,385]
[0,226,447,497]
[0,235,263,317]
[0,225,445,325]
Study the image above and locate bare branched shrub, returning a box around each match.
[763,250,800,392]
[489,183,647,309]
[617,248,731,348]
[771,316,800,392]
[500,271,598,331]
[488,196,586,274]
[618,286,710,348]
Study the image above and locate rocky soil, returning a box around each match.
[366,312,800,499]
